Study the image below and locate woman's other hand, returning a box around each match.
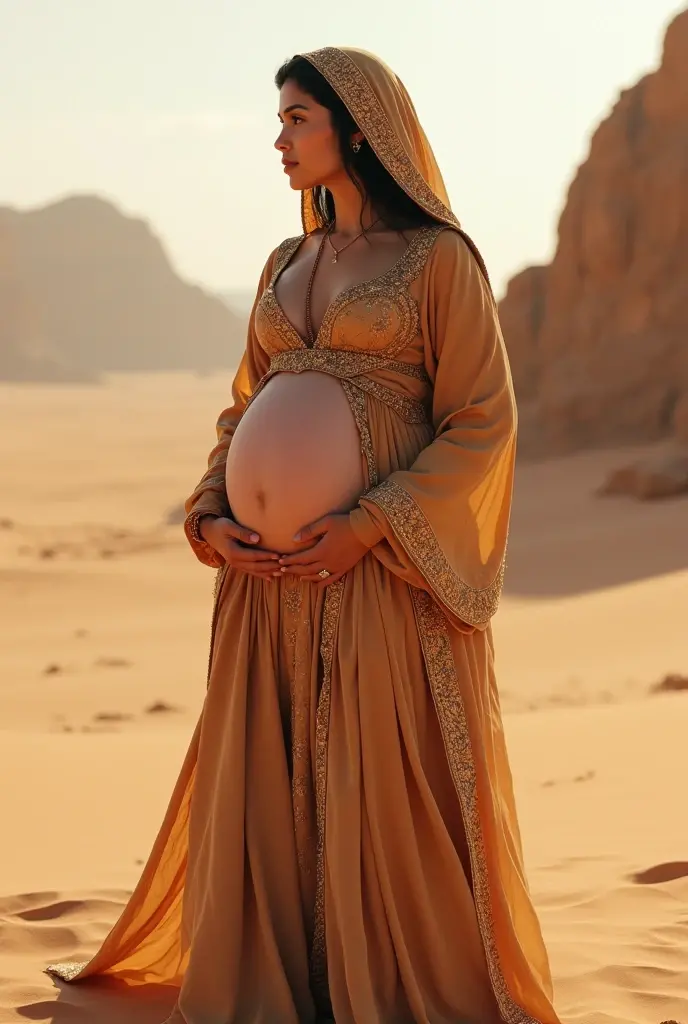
[278,514,369,587]
[199,516,280,580]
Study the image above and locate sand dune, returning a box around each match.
[1,375,686,1023]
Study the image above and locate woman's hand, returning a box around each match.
[278,514,370,587]
[199,515,280,580]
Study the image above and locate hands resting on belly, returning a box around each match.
[199,512,373,588]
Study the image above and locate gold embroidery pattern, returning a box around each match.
[352,377,428,424]
[411,589,539,1024]
[284,577,316,896]
[264,347,429,383]
[301,49,459,230]
[258,235,305,349]
[320,277,418,356]
[318,226,442,357]
[267,347,392,379]
[283,582,303,616]
[339,379,378,488]
[45,960,88,982]
[364,479,505,626]
[183,511,224,569]
[388,359,430,383]
[184,508,208,545]
[310,576,345,1012]
[274,234,306,274]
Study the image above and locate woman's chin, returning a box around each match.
[287,171,317,192]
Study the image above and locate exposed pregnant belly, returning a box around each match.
[225,372,366,554]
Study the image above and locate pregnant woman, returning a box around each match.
[48,47,561,1024]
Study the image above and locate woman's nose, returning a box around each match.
[274,129,289,152]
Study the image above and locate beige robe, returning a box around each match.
[47,45,562,1024]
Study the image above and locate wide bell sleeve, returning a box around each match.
[183,253,275,567]
[349,229,517,631]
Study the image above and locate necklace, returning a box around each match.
[304,225,334,347]
[327,216,382,264]
[303,216,383,346]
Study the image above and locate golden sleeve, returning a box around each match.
[183,252,275,566]
[349,229,517,630]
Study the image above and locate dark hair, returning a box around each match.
[274,55,439,235]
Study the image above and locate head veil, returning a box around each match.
[297,46,491,290]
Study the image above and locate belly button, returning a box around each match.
[256,489,267,512]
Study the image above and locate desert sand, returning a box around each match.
[0,373,686,1024]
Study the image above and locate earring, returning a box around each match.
[352,139,362,153]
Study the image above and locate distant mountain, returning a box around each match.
[0,194,246,381]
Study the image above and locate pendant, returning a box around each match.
[331,254,338,264]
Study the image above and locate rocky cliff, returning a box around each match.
[0,195,245,381]
[499,9,688,457]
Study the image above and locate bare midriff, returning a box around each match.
[225,371,366,554]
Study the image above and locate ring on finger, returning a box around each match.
[318,569,331,579]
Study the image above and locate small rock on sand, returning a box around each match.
[597,447,688,500]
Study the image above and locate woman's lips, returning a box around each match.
[282,160,298,171]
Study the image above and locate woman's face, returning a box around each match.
[275,80,346,192]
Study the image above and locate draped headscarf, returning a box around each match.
[298,47,491,289]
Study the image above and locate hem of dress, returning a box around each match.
[45,960,90,982]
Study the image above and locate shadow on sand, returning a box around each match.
[505,449,688,599]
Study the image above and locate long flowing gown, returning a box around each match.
[46,45,562,1024]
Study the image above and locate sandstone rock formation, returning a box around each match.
[499,9,688,457]
[597,444,688,500]
[0,195,245,380]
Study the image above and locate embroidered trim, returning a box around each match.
[284,577,317,907]
[390,360,431,383]
[301,49,459,230]
[339,379,378,488]
[264,347,429,383]
[310,576,345,1013]
[411,589,540,1024]
[45,960,89,982]
[257,235,305,349]
[185,509,218,545]
[182,510,224,569]
[352,377,428,424]
[364,479,504,626]
[273,234,306,278]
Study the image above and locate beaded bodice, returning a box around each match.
[254,225,444,360]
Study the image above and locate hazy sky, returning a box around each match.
[2,0,683,298]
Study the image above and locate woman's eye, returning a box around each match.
[292,116,304,125]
